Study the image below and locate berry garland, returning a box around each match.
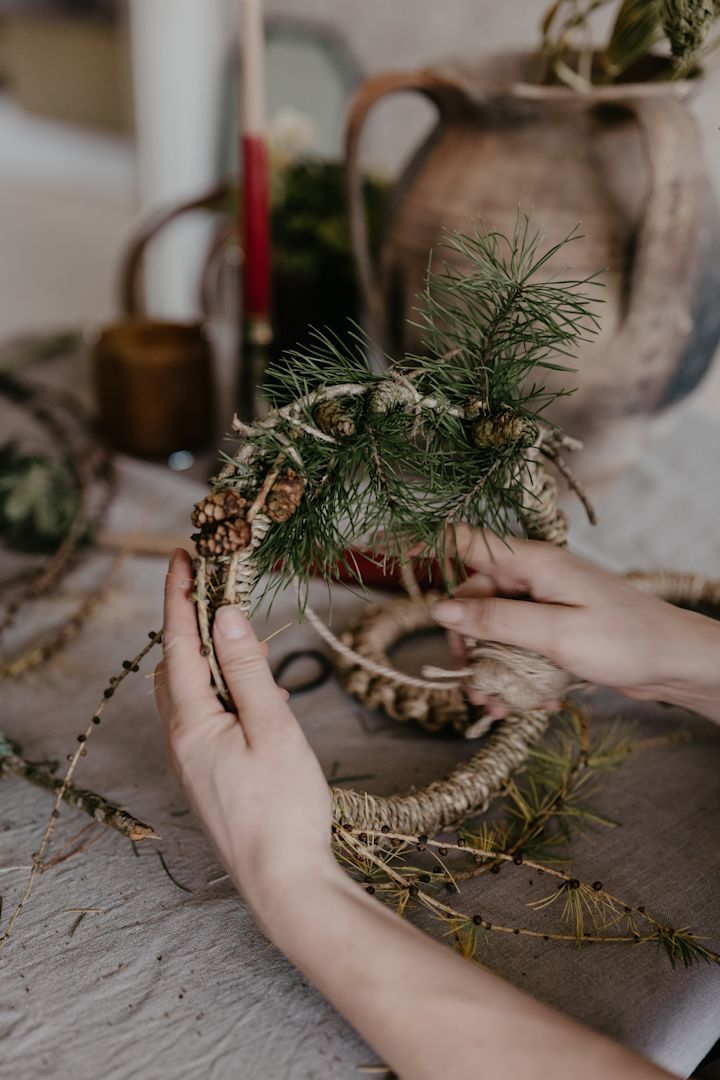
[0,370,116,675]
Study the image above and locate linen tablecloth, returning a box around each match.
[2,409,719,1080]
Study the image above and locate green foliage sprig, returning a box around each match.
[219,217,599,605]
[271,159,387,358]
[0,440,81,553]
[538,0,720,87]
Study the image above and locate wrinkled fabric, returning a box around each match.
[2,418,719,1080]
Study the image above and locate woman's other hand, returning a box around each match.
[432,527,720,722]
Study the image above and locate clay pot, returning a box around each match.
[346,53,720,479]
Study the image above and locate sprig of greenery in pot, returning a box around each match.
[271,158,387,359]
[537,0,720,88]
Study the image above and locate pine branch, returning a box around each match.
[218,217,600,607]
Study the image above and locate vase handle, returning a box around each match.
[344,70,468,348]
[609,96,704,406]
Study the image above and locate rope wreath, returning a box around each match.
[188,378,582,833]
[189,378,720,835]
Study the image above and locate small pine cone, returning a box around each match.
[191,490,246,528]
[195,518,251,557]
[472,413,538,449]
[314,399,356,439]
[266,469,305,523]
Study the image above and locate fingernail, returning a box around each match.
[169,547,182,569]
[432,601,464,625]
[215,604,249,640]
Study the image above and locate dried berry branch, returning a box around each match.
[329,712,718,968]
[0,630,162,949]
[0,733,157,841]
[334,824,720,965]
[0,372,116,647]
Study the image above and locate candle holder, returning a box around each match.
[92,189,227,459]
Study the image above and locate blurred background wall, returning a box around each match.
[0,0,718,398]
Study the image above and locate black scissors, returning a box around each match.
[271,649,333,696]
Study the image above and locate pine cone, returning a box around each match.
[191,490,246,528]
[314,399,356,439]
[266,469,305,523]
[194,518,251,557]
[472,413,538,449]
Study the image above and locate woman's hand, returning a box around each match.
[155,549,337,923]
[154,548,672,1080]
[432,527,720,722]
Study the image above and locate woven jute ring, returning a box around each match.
[324,568,720,834]
[332,591,572,737]
[336,592,473,736]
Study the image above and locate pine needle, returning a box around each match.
[157,851,193,894]
[68,912,86,937]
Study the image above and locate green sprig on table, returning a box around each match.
[0,440,82,553]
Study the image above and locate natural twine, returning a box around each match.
[332,709,550,833]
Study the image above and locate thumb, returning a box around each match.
[213,605,291,742]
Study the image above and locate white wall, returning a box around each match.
[127,0,720,320]
[128,0,228,318]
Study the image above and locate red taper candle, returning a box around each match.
[238,0,271,420]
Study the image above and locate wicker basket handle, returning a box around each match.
[118,181,233,318]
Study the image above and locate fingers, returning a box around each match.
[162,549,222,720]
[447,628,468,670]
[213,605,294,743]
[154,660,170,717]
[453,571,495,599]
[448,526,532,583]
[432,595,568,661]
[447,525,597,605]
